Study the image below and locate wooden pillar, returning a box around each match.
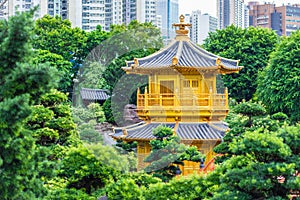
[209,86,213,108]
[137,87,140,106]
[145,86,148,107]
[225,87,228,109]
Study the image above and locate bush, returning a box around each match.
[106,178,144,200]
[144,175,206,200]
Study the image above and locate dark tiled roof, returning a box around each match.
[124,40,242,71]
[112,122,227,141]
[126,123,176,140]
[80,88,110,101]
[176,123,226,140]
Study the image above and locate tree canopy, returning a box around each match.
[257,30,300,123]
[144,125,205,181]
[203,25,278,101]
[0,11,59,198]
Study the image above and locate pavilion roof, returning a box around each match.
[123,40,242,73]
[112,122,227,141]
[122,15,243,74]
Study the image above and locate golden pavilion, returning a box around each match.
[112,15,243,175]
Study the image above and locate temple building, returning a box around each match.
[112,15,243,175]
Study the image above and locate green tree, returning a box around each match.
[257,31,300,123]
[105,173,160,200]
[106,178,144,200]
[33,15,87,62]
[209,125,300,199]
[84,143,137,172]
[203,25,278,101]
[58,146,119,194]
[144,125,205,182]
[80,21,162,124]
[26,89,80,159]
[85,25,110,53]
[143,175,207,200]
[214,101,281,163]
[33,15,88,92]
[71,103,106,143]
[0,11,59,199]
[33,50,73,92]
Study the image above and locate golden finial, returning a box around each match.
[172,15,191,36]
[134,58,139,65]
[172,57,178,65]
[216,58,221,65]
[180,15,185,23]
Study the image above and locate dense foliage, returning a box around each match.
[2,10,300,200]
[214,101,280,163]
[204,25,278,101]
[144,125,205,181]
[257,30,300,123]
[0,11,59,198]
[209,124,300,199]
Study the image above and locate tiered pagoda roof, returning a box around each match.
[123,15,243,74]
[112,122,227,142]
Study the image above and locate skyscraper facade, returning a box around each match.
[0,0,162,33]
[189,10,217,45]
[157,0,179,39]
[217,0,248,29]
[123,0,137,25]
[249,2,300,36]
[0,0,71,20]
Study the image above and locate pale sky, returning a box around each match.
[179,0,300,17]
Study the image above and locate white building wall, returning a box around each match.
[244,4,249,28]
[156,14,162,30]
[69,0,82,28]
[1,0,71,20]
[136,0,157,24]
[190,10,217,45]
[218,0,247,29]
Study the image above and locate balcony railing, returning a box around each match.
[136,88,229,110]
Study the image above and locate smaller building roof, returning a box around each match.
[80,88,110,101]
[112,122,227,141]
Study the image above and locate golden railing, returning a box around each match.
[136,88,229,110]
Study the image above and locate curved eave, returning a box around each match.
[218,64,244,74]
[122,64,243,74]
[112,135,222,142]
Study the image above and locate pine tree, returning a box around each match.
[0,11,58,199]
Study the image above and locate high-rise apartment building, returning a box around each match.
[249,2,300,36]
[123,0,136,25]
[0,0,162,33]
[189,10,217,45]
[0,0,70,20]
[79,0,158,31]
[157,0,179,39]
[0,0,9,20]
[136,0,157,24]
[217,0,248,29]
[244,4,249,28]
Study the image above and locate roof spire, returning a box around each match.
[172,15,191,36]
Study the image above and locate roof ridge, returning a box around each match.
[185,41,218,62]
[125,40,178,66]
[190,41,239,63]
[175,40,183,61]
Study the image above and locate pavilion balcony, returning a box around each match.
[136,89,229,122]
